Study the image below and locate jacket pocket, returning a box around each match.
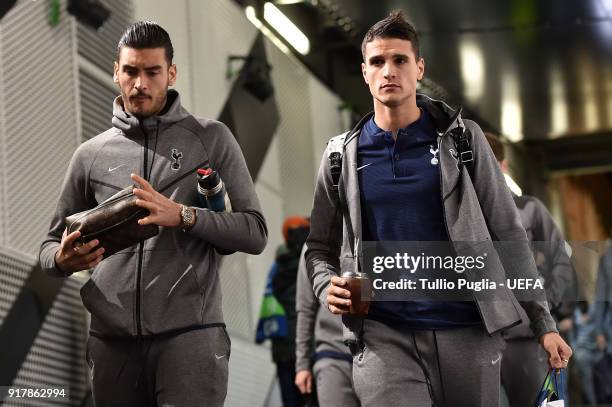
[81,253,135,336]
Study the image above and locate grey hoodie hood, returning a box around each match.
[112,89,190,137]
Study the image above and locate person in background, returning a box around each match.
[594,241,612,354]
[295,243,360,407]
[485,132,574,407]
[570,301,601,405]
[267,216,310,406]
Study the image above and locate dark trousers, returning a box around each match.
[277,359,306,407]
[86,327,230,407]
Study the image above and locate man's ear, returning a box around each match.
[362,62,368,84]
[113,61,119,84]
[168,64,177,86]
[417,57,425,81]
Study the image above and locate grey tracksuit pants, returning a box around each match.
[313,358,360,407]
[500,338,549,407]
[86,327,230,407]
[351,318,506,407]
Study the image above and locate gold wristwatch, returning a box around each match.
[180,204,196,231]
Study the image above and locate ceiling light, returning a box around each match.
[459,39,485,104]
[245,6,291,55]
[263,2,310,55]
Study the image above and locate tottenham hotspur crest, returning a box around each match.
[170,148,183,170]
[429,144,439,165]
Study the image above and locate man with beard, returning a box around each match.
[40,21,267,406]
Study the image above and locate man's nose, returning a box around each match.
[134,75,146,90]
[383,63,396,79]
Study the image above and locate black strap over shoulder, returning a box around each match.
[449,126,475,180]
[446,107,475,180]
[332,112,373,257]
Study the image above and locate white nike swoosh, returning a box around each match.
[214,354,226,359]
[491,353,502,365]
[356,163,373,171]
[108,164,125,172]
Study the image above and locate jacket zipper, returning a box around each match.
[136,127,148,336]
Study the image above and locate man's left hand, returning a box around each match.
[131,174,182,228]
[540,332,572,369]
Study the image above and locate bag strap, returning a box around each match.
[446,106,475,180]
[555,368,566,401]
[331,112,373,257]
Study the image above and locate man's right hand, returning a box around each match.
[327,275,351,314]
[54,229,105,275]
[295,369,313,394]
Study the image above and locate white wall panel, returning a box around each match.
[187,0,258,119]
[308,77,344,176]
[249,135,283,325]
[266,42,316,218]
[226,336,278,407]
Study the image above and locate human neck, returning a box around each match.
[373,101,421,133]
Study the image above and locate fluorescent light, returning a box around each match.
[459,39,485,103]
[549,62,568,137]
[245,6,291,55]
[504,173,522,196]
[582,71,599,132]
[501,68,523,142]
[245,6,263,29]
[263,2,310,55]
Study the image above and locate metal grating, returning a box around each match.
[1,0,79,256]
[7,277,89,407]
[0,247,35,325]
[76,0,134,72]
[0,22,4,249]
[79,69,117,141]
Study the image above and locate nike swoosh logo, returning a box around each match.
[491,353,502,365]
[108,164,125,172]
[356,163,373,171]
[214,354,226,359]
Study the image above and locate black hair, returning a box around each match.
[116,21,173,64]
[361,10,420,61]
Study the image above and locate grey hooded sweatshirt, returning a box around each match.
[39,90,267,338]
[296,245,349,372]
[306,94,557,345]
